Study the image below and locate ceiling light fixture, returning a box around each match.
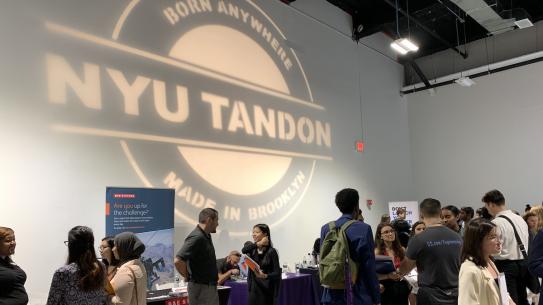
[455,76,476,87]
[390,38,419,54]
[514,18,533,29]
[390,0,419,55]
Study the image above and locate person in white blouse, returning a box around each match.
[459,218,515,305]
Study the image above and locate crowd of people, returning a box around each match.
[3,188,543,305]
[318,188,543,305]
[0,226,147,305]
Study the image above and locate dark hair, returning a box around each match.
[461,207,475,219]
[374,223,405,260]
[482,190,505,206]
[410,221,425,237]
[461,218,497,267]
[420,198,441,217]
[101,236,119,267]
[67,226,105,291]
[380,214,391,224]
[396,207,406,216]
[442,205,460,217]
[476,207,493,220]
[335,188,359,214]
[312,238,321,256]
[252,224,277,267]
[525,204,532,213]
[199,208,218,223]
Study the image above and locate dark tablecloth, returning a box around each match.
[299,267,322,304]
[146,286,231,305]
[224,273,319,305]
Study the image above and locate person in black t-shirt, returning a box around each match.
[399,198,462,305]
[175,208,220,305]
[0,227,28,305]
[216,250,241,285]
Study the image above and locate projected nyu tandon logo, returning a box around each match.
[45,0,332,235]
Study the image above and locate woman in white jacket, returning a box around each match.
[459,218,515,305]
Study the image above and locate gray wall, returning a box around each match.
[0,1,413,303]
[407,60,543,212]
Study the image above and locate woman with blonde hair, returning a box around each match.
[530,206,543,231]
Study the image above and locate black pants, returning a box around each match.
[495,259,529,305]
[380,279,410,305]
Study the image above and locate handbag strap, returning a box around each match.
[127,265,139,305]
[498,215,528,259]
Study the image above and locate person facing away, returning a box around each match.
[100,236,120,281]
[442,205,462,235]
[241,224,281,305]
[110,232,147,305]
[0,227,28,305]
[459,218,515,305]
[175,208,220,305]
[320,188,381,305]
[216,250,241,285]
[46,226,106,305]
[483,189,530,305]
[399,198,462,305]
[374,223,410,305]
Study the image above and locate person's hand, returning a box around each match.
[387,272,401,281]
[379,284,385,293]
[257,236,269,247]
[230,269,240,275]
[255,268,267,279]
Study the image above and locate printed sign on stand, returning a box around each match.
[106,187,175,290]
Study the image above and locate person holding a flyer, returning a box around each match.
[241,224,281,305]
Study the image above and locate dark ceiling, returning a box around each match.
[325,0,543,59]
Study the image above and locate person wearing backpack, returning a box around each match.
[319,188,380,305]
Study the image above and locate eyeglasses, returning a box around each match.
[381,230,395,235]
[64,241,69,246]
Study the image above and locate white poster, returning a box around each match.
[388,201,419,226]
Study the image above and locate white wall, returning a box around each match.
[407,60,543,212]
[0,1,412,303]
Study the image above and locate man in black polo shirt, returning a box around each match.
[175,208,220,305]
[216,250,241,285]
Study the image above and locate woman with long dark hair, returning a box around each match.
[0,227,28,305]
[459,218,514,305]
[100,236,119,281]
[374,223,410,305]
[46,226,106,305]
[241,224,281,305]
[110,232,147,305]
